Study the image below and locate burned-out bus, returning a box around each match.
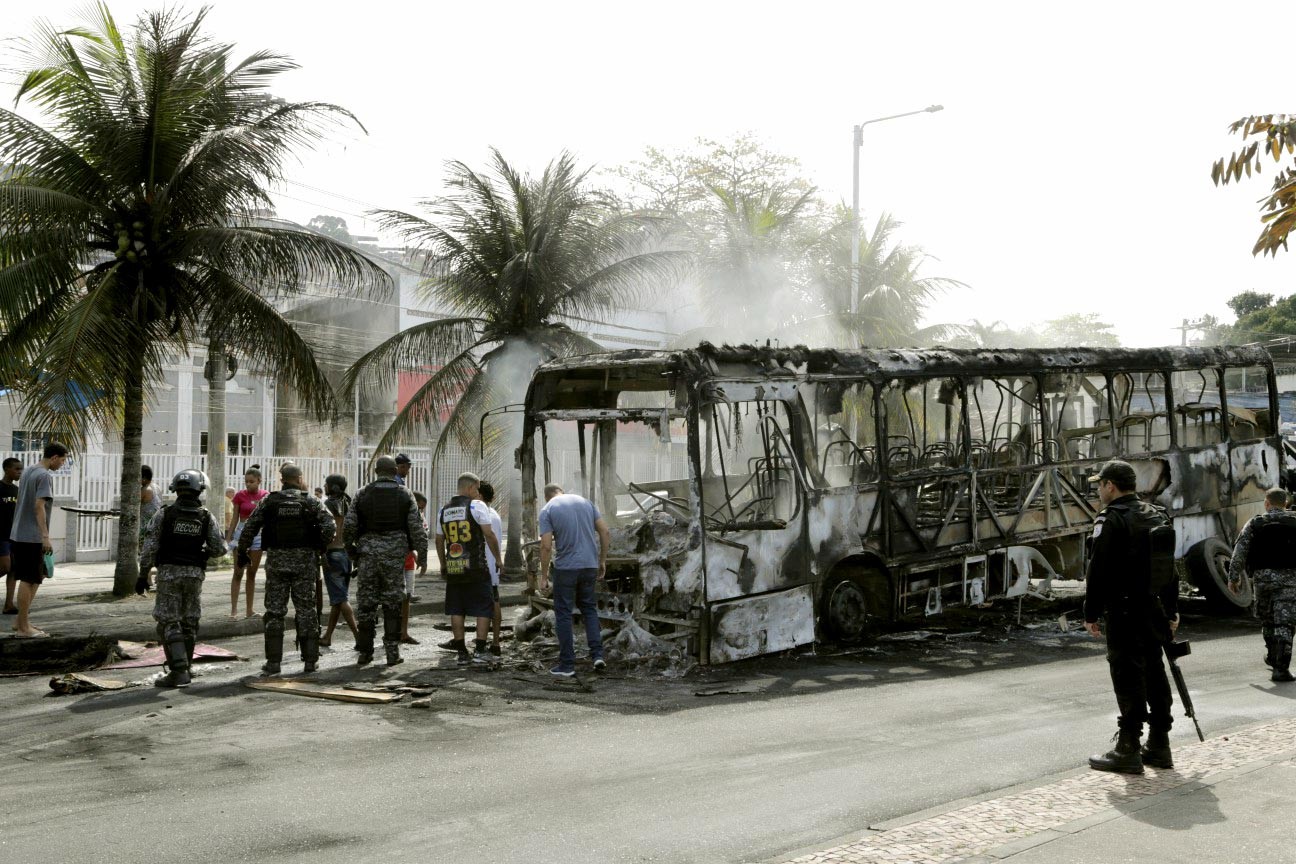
[518,344,1281,664]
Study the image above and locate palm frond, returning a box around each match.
[194,269,338,420]
[181,223,392,299]
[339,316,484,398]
[369,346,484,456]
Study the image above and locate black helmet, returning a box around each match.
[170,469,208,497]
[325,474,347,496]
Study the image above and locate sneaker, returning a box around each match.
[489,642,502,657]
[409,594,422,603]
[549,665,576,678]
[472,649,492,665]
[456,650,472,666]
[593,658,606,672]
[438,639,458,652]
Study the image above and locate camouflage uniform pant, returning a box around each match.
[264,566,320,640]
[152,566,204,643]
[1254,572,1296,644]
[355,533,408,649]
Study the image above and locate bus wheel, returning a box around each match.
[1186,538,1250,615]
[823,578,871,640]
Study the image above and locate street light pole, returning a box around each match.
[850,104,944,316]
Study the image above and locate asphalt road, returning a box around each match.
[1,613,1292,864]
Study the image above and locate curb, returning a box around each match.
[14,595,531,644]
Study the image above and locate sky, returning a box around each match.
[3,0,1294,347]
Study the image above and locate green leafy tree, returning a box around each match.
[1227,290,1274,319]
[1037,313,1121,347]
[307,214,352,242]
[1233,294,1296,341]
[343,150,686,568]
[615,137,961,347]
[0,6,390,595]
[1212,115,1296,257]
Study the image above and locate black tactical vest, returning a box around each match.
[260,489,316,550]
[440,494,487,583]
[356,480,410,534]
[157,503,213,567]
[1248,514,1296,571]
[1107,497,1176,599]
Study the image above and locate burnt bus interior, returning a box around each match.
[519,345,1280,659]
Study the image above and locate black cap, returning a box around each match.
[1087,459,1137,490]
[394,453,411,464]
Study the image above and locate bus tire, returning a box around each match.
[821,569,888,641]
[1186,538,1250,615]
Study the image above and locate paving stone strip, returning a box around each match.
[779,716,1296,864]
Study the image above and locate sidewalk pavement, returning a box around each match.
[774,713,1296,864]
[1,559,529,643]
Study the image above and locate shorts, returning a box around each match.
[232,521,262,550]
[0,538,10,558]
[492,585,500,604]
[10,541,45,585]
[445,578,494,618]
[404,569,416,596]
[323,550,352,605]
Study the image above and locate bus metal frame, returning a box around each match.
[518,344,1281,664]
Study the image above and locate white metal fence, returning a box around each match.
[5,432,680,561]
[3,444,483,562]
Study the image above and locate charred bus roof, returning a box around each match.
[527,343,1275,411]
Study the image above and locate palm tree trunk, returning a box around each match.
[207,337,227,510]
[504,481,523,577]
[111,351,145,597]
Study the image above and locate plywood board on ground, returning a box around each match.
[244,678,404,703]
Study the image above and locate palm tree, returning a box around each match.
[811,211,965,347]
[672,185,819,344]
[0,6,391,596]
[343,150,686,571]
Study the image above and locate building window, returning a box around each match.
[200,432,255,455]
[11,430,46,452]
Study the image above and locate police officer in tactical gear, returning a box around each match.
[139,469,226,688]
[239,463,334,675]
[1229,487,1296,682]
[1083,459,1179,774]
[344,455,427,667]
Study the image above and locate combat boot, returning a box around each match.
[1141,728,1173,769]
[382,606,403,667]
[155,637,192,688]
[301,633,320,674]
[261,628,283,676]
[356,618,376,667]
[1273,640,1295,683]
[1089,730,1144,774]
[385,644,404,667]
[1264,634,1277,669]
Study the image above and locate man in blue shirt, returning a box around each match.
[538,483,610,676]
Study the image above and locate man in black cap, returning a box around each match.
[1083,459,1178,774]
[393,453,411,487]
[239,463,335,675]
[345,455,427,667]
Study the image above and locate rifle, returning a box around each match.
[1165,639,1205,742]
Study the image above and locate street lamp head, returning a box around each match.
[926,104,944,113]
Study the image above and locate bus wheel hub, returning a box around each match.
[827,580,869,640]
